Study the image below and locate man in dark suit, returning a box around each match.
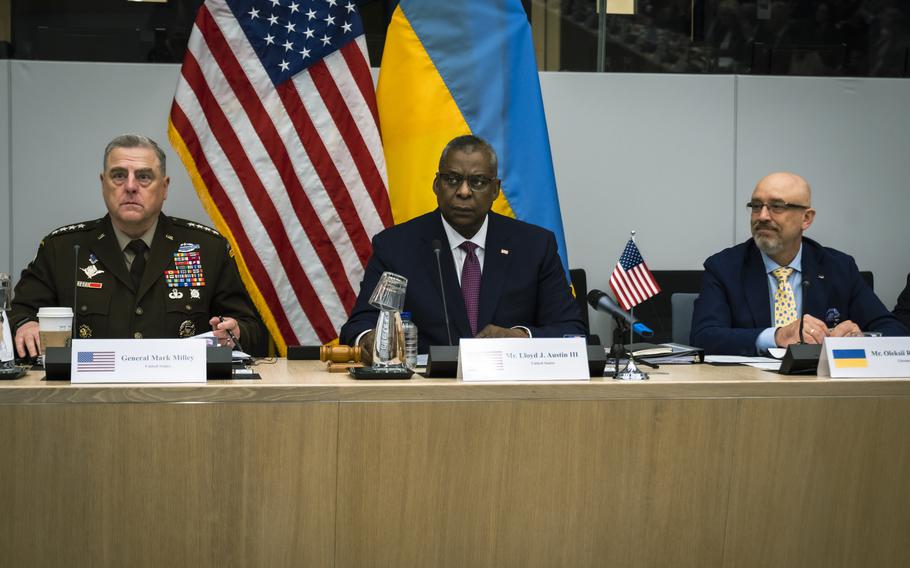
[691,172,907,356]
[340,135,585,355]
[10,134,262,357]
[894,275,910,331]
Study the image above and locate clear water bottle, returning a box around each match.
[401,311,419,370]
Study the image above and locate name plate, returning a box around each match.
[71,339,207,384]
[458,337,590,382]
[817,337,910,378]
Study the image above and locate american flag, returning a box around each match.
[76,351,116,372]
[609,238,661,311]
[169,0,392,354]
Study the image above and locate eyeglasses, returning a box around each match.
[746,200,810,214]
[436,171,498,192]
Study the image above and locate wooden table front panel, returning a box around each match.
[724,397,910,568]
[0,402,338,568]
[336,399,739,568]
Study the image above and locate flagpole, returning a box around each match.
[616,229,649,381]
[629,230,635,348]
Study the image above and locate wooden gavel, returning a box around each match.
[319,344,362,364]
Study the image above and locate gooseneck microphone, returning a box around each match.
[587,289,654,337]
[798,279,810,344]
[431,239,453,346]
[72,244,80,338]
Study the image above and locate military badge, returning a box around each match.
[190,289,201,299]
[178,242,201,253]
[165,249,206,288]
[169,289,184,299]
[81,264,104,279]
[79,324,92,339]
[179,320,196,338]
[88,253,99,265]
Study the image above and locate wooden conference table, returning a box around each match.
[1,361,909,567]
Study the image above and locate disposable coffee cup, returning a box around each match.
[37,307,74,354]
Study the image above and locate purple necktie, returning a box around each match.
[459,241,481,336]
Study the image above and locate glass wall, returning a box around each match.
[4,0,909,77]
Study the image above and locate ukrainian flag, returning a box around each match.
[832,349,868,368]
[377,0,571,277]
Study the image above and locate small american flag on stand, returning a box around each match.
[77,351,116,372]
[609,238,661,311]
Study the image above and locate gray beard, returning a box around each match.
[754,233,783,256]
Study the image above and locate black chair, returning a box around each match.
[569,268,600,345]
[629,270,705,344]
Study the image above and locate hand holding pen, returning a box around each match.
[209,315,243,351]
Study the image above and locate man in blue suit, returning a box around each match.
[340,135,585,355]
[691,172,907,355]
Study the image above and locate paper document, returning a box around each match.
[191,331,251,360]
[705,355,780,365]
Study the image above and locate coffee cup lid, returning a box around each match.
[37,307,75,318]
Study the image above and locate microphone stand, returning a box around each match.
[616,305,649,380]
[608,316,653,379]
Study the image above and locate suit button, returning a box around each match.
[135,307,144,316]
[80,305,87,312]
[186,304,192,311]
[133,332,143,339]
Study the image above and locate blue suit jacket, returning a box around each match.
[894,273,910,332]
[690,238,908,355]
[339,211,586,353]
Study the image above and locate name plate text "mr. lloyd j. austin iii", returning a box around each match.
[458,337,590,382]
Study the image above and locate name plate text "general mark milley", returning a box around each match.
[70,338,207,384]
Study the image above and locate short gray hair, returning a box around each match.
[103,134,167,176]
[438,135,498,175]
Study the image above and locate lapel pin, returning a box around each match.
[166,233,175,241]
[817,274,825,279]
[500,249,509,255]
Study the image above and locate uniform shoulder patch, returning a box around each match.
[171,217,222,237]
[46,219,101,238]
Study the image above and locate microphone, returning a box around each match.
[72,244,80,339]
[798,279,809,344]
[587,289,654,337]
[431,239,453,346]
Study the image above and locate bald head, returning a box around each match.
[754,172,812,206]
[750,172,816,265]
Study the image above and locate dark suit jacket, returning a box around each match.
[690,238,908,355]
[339,211,586,353]
[10,213,264,354]
[894,273,910,332]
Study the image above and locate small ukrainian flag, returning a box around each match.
[832,349,868,368]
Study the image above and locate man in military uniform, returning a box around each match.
[10,134,262,358]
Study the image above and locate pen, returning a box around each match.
[218,315,243,352]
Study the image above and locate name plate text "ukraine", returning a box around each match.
[817,336,910,378]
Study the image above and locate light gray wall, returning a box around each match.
[734,76,910,319]
[4,61,909,342]
[1,61,10,276]
[8,61,199,280]
[542,73,736,340]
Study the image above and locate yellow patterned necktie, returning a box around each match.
[772,267,798,327]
